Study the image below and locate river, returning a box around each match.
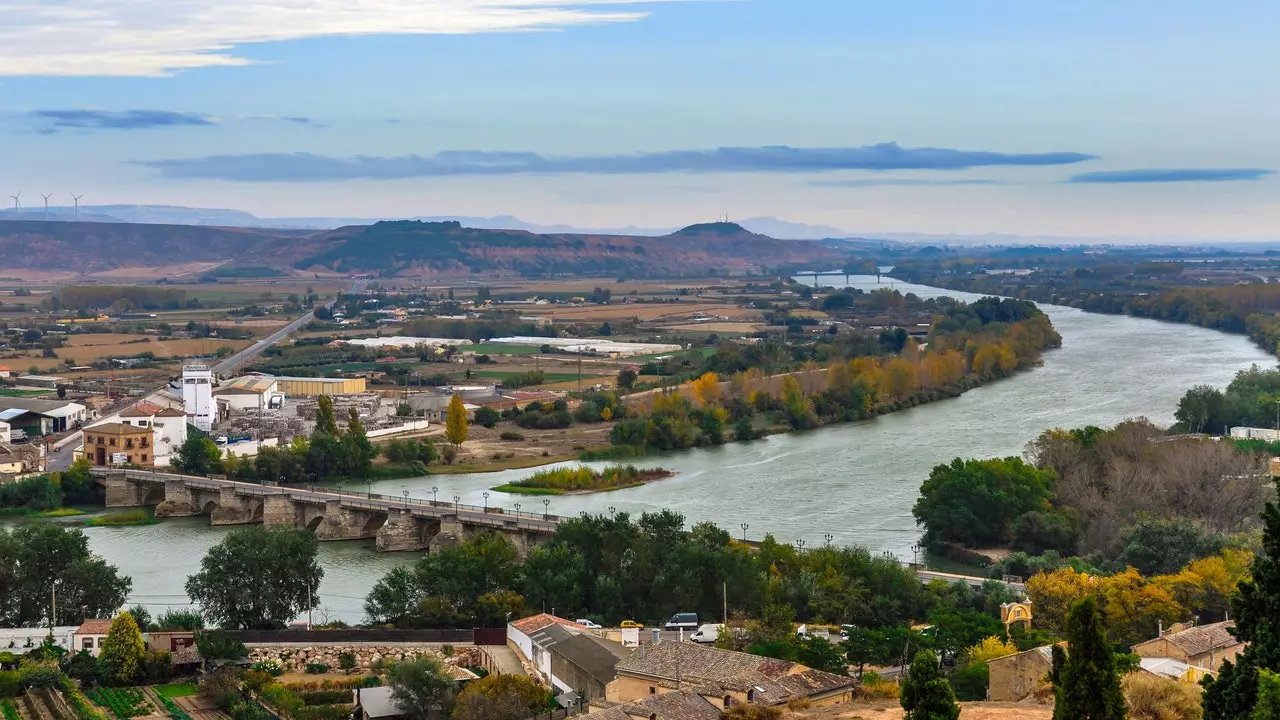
[46,277,1280,622]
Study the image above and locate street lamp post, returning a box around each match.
[740,523,749,542]
[607,506,616,518]
[543,498,550,519]
[796,538,806,554]
[823,533,833,547]
[366,479,373,498]
[514,502,521,517]
[431,486,438,505]
[454,495,461,513]
[402,488,409,508]
[483,491,489,511]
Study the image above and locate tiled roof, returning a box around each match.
[76,619,112,635]
[552,633,628,684]
[617,692,723,720]
[510,613,578,635]
[1158,621,1240,657]
[87,422,151,435]
[155,408,187,417]
[617,641,794,683]
[120,402,164,417]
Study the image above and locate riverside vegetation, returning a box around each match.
[491,465,674,495]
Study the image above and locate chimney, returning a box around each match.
[651,629,661,645]
[1158,620,1163,637]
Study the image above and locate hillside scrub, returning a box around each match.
[492,465,674,495]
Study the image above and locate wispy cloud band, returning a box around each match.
[133,143,1097,181]
[809,178,1003,188]
[31,109,216,131]
[1,0,704,77]
[1068,168,1275,183]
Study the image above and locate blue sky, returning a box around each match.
[5,0,1280,238]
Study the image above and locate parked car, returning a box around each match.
[663,613,699,631]
[576,619,602,629]
[689,624,723,644]
[619,620,644,629]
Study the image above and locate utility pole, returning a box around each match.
[577,354,582,392]
[307,582,314,630]
[722,582,727,625]
[50,583,56,631]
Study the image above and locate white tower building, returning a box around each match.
[181,365,215,432]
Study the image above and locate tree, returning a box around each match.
[98,611,146,686]
[342,407,376,476]
[1204,479,1280,720]
[194,632,247,661]
[616,368,638,390]
[126,605,152,631]
[1254,670,1280,720]
[1121,516,1224,577]
[171,435,223,475]
[387,656,457,720]
[185,527,322,629]
[692,372,721,407]
[913,457,1056,548]
[0,524,131,627]
[445,394,468,447]
[452,674,546,720]
[1175,385,1226,434]
[1053,596,1126,720]
[314,395,340,437]
[474,407,500,429]
[900,649,960,720]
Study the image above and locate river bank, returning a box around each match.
[17,276,1276,624]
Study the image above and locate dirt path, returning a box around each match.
[483,645,528,676]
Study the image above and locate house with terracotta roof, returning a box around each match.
[590,689,725,720]
[1132,621,1244,671]
[87,400,188,466]
[75,619,113,656]
[0,366,10,378]
[605,640,854,710]
[507,613,584,675]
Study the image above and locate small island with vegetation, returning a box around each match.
[492,464,675,495]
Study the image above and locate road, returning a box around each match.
[211,310,315,376]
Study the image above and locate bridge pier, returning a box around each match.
[210,486,261,526]
[104,477,147,507]
[155,479,198,517]
[376,510,439,552]
[314,500,381,542]
[263,495,303,528]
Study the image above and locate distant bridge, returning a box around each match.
[91,467,558,553]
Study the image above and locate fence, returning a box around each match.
[366,420,431,439]
[223,629,475,644]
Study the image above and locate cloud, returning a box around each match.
[1068,168,1275,183]
[31,109,216,131]
[809,178,1003,188]
[132,143,1097,181]
[1,0,709,77]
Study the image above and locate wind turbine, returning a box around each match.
[8,192,19,212]
[40,193,52,220]
[70,193,83,221]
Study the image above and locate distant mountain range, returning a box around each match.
[0,218,842,276]
[0,205,862,240]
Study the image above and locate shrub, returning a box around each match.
[337,653,356,671]
[298,691,352,706]
[1122,672,1202,720]
[499,431,525,441]
[474,407,500,429]
[294,706,351,720]
[440,645,454,657]
[0,672,19,698]
[199,669,244,712]
[251,659,284,677]
[854,672,900,700]
[259,685,303,719]
[304,663,329,675]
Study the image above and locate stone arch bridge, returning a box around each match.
[90,468,558,553]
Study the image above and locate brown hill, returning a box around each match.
[0,219,840,277]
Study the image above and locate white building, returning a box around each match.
[182,365,215,432]
[74,619,113,657]
[213,376,283,412]
[91,402,190,467]
[0,626,77,655]
[0,419,8,444]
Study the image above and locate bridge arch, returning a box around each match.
[362,514,388,535]
[306,515,325,532]
[141,485,166,505]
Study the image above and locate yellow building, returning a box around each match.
[274,376,367,396]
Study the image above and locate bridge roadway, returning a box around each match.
[91,467,559,553]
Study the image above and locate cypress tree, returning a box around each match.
[1203,479,1280,719]
[1053,596,1126,720]
[900,649,961,720]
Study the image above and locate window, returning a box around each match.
[723,696,732,709]
[140,455,147,463]
[141,438,149,447]
[109,439,116,446]
[82,637,94,649]
[648,687,656,695]
[85,436,93,444]
[126,440,134,449]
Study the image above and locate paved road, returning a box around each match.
[211,310,315,376]
[47,431,81,471]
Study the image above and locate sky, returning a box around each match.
[4,0,1280,239]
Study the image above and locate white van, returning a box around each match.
[689,623,723,644]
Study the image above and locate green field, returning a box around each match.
[468,343,545,355]
[154,684,198,699]
[0,388,51,397]
[471,371,584,383]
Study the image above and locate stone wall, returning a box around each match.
[246,644,483,673]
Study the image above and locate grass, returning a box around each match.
[493,464,672,495]
[153,684,198,700]
[85,509,156,527]
[0,388,50,397]
[468,343,545,355]
[471,370,581,383]
[0,506,87,518]
[431,454,575,475]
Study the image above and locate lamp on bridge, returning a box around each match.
[454,494,461,513]
[431,486,438,505]
[483,491,489,511]
[401,487,409,508]
[515,502,521,516]
[543,498,550,519]
[740,523,749,542]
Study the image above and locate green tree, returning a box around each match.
[126,605,152,631]
[474,406,500,429]
[616,368,637,390]
[1204,480,1280,720]
[900,649,960,720]
[1120,516,1224,576]
[314,395,340,437]
[387,656,457,720]
[445,394,468,448]
[98,612,146,686]
[1053,596,1126,720]
[342,407,376,476]
[452,673,547,720]
[913,457,1056,547]
[172,435,223,476]
[1254,670,1280,720]
[185,527,322,629]
[0,524,131,627]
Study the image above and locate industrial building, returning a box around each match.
[275,376,367,396]
[215,375,285,411]
[0,397,88,436]
[181,364,215,432]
